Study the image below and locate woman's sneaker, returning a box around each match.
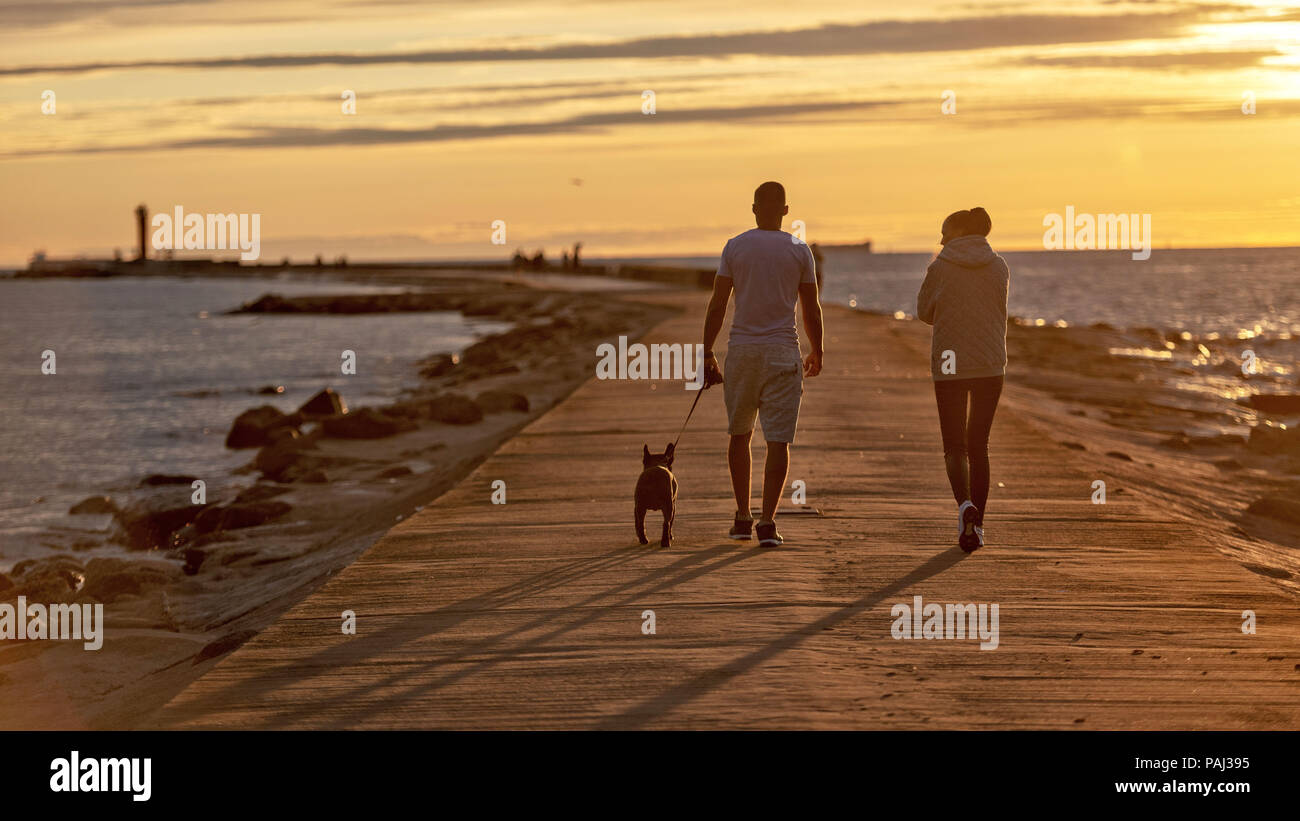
[728,516,753,540]
[958,502,982,552]
[755,521,784,547]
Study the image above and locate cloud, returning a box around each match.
[6,99,898,157]
[0,0,330,28]
[1015,48,1283,70]
[1,9,1219,76]
[13,90,1300,160]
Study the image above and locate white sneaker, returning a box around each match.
[957,501,982,552]
[956,500,975,539]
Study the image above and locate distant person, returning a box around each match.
[702,181,824,547]
[572,242,583,270]
[916,207,1008,552]
[531,249,546,270]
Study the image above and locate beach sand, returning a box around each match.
[141,290,1300,730]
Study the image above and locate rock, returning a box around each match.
[429,394,484,425]
[139,473,198,487]
[253,437,311,480]
[460,297,510,317]
[217,501,292,530]
[114,492,204,549]
[1248,424,1300,457]
[476,390,529,414]
[377,465,413,479]
[234,484,292,504]
[9,556,85,602]
[298,469,329,484]
[192,509,223,535]
[1247,394,1300,415]
[461,338,503,367]
[170,523,201,546]
[195,501,292,532]
[1105,451,1133,461]
[193,629,259,665]
[1245,495,1300,525]
[257,384,285,395]
[298,388,346,417]
[226,405,299,448]
[0,573,11,592]
[419,354,457,378]
[234,293,294,313]
[266,426,301,445]
[69,495,117,515]
[232,292,462,315]
[81,558,175,604]
[382,399,429,421]
[321,407,409,439]
[182,548,206,575]
[1059,441,1086,451]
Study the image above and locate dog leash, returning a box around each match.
[672,387,707,451]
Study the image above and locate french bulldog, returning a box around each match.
[635,443,677,547]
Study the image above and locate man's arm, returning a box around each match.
[798,281,824,377]
[702,275,732,386]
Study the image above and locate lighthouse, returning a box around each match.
[135,204,148,261]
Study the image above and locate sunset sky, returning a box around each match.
[2,0,1298,265]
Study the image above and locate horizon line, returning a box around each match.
[5,242,1300,271]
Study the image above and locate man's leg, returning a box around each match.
[754,345,803,532]
[728,431,753,518]
[760,441,790,522]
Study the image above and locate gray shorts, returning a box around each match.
[723,343,804,443]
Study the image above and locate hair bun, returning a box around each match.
[967,207,992,236]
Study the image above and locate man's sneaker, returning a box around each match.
[728,516,753,540]
[755,521,783,547]
[958,503,982,552]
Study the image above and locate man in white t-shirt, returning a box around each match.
[702,181,824,547]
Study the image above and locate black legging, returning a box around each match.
[933,376,1003,522]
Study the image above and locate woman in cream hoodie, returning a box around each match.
[916,207,1009,552]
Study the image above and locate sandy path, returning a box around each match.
[150,296,1300,729]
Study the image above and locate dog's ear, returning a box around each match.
[643,444,650,457]
[665,442,675,456]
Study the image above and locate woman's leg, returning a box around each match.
[933,380,971,505]
[965,376,1004,520]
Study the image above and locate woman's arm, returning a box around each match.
[916,265,940,325]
